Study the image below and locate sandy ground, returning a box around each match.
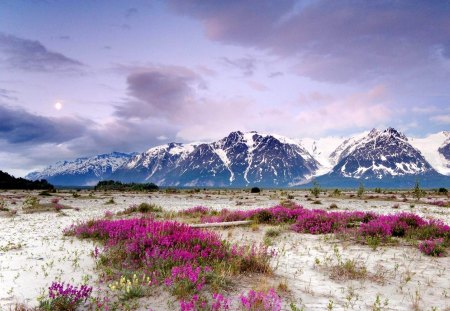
[0,190,449,310]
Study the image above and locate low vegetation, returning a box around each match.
[65,217,274,309]
[94,180,159,191]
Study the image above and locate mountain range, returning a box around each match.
[26,128,450,188]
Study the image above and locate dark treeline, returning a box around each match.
[94,180,159,191]
[0,170,54,190]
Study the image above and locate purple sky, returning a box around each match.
[0,0,449,176]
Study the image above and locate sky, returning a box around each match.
[0,0,449,177]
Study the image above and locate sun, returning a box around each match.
[54,102,63,110]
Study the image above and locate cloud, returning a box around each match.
[220,56,257,76]
[169,0,295,45]
[176,85,392,141]
[0,105,89,144]
[115,66,203,119]
[0,104,177,176]
[113,63,393,141]
[169,1,450,83]
[0,33,84,72]
[269,71,283,78]
[125,8,138,18]
[294,86,392,134]
[430,115,450,124]
[247,80,268,92]
[0,88,17,101]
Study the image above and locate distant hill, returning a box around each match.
[26,152,136,186]
[0,170,54,190]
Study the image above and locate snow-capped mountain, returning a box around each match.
[300,136,349,175]
[26,128,450,188]
[311,128,449,188]
[329,128,435,178]
[111,131,320,187]
[410,131,450,176]
[26,152,136,186]
[111,143,196,183]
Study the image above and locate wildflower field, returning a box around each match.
[0,189,449,310]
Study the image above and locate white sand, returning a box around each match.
[0,190,449,310]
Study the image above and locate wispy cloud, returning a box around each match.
[430,115,450,124]
[125,7,138,19]
[0,88,17,101]
[0,33,84,72]
[220,56,257,76]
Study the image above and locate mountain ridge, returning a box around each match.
[25,128,450,188]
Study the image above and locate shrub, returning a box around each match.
[332,189,341,197]
[138,202,162,213]
[67,218,273,299]
[250,187,261,194]
[310,182,321,198]
[265,228,281,238]
[357,183,365,198]
[253,210,273,223]
[0,197,7,211]
[418,238,445,257]
[438,188,448,194]
[413,181,425,201]
[23,196,39,210]
[109,274,147,301]
[95,180,159,191]
[330,258,367,281]
[180,206,210,216]
[104,198,115,205]
[329,203,338,209]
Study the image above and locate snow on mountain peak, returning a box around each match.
[410,131,450,175]
[331,128,435,178]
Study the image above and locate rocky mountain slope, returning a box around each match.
[26,129,450,188]
[26,152,136,186]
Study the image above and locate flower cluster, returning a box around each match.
[239,288,282,311]
[48,282,92,302]
[200,205,307,224]
[419,238,446,256]
[40,282,92,310]
[291,210,373,234]
[179,293,230,311]
[109,274,150,300]
[165,264,211,296]
[359,212,449,239]
[429,200,449,207]
[68,218,272,300]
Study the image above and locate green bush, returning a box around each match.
[438,187,448,194]
[310,182,321,198]
[250,187,261,193]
